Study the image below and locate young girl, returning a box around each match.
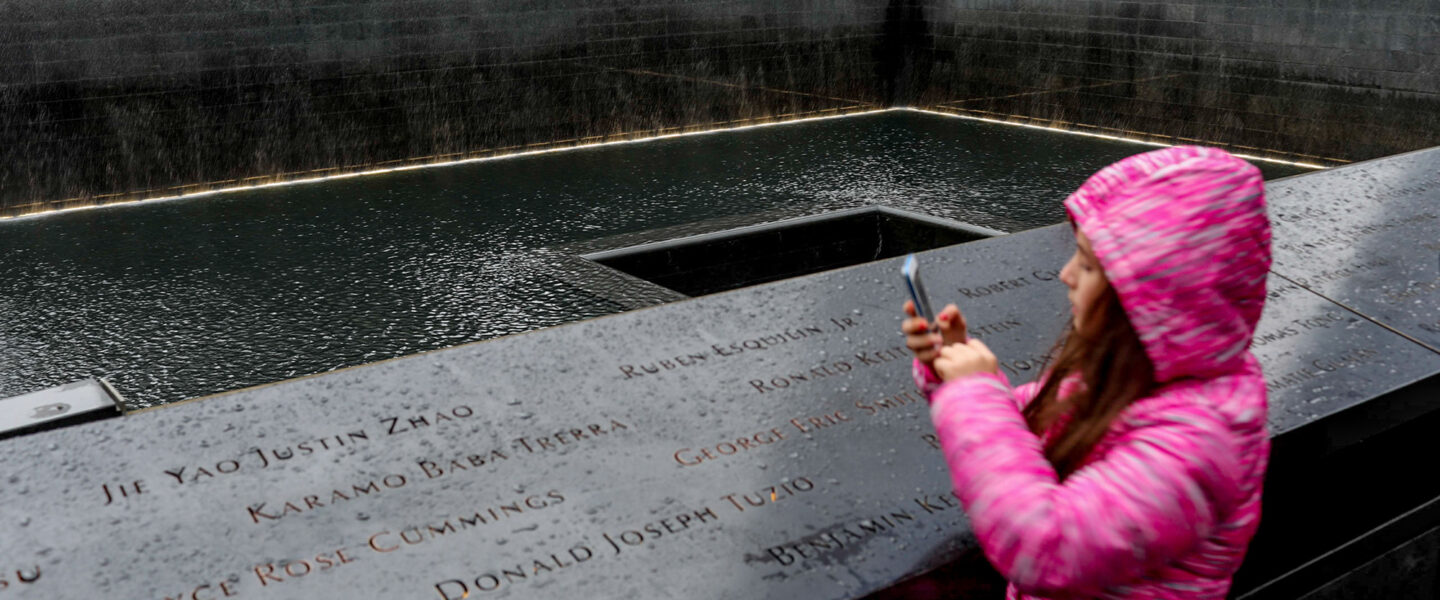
[904,146,1271,599]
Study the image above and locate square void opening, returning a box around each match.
[582,206,1002,297]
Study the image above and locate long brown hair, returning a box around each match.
[1022,285,1156,480]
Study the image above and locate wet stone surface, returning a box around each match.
[1250,276,1440,435]
[1266,147,1440,352]
[0,227,1071,600]
[2,206,1438,598]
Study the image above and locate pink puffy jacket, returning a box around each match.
[916,147,1272,599]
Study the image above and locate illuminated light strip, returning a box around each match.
[4,105,1334,221]
[0,107,881,221]
[903,107,1334,170]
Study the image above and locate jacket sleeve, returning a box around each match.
[912,359,948,399]
[929,373,1241,596]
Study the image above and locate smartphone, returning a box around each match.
[902,254,936,322]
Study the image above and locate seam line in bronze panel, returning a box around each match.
[1271,272,1440,356]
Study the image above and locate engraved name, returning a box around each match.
[246,474,411,524]
[853,389,926,415]
[1288,257,1392,288]
[720,476,817,513]
[759,489,963,569]
[1268,281,1305,301]
[1278,212,1438,253]
[366,491,566,555]
[1383,276,1440,305]
[617,317,860,380]
[762,511,919,566]
[747,346,908,394]
[969,318,1025,338]
[251,549,359,588]
[673,411,849,467]
[152,405,473,494]
[162,430,373,487]
[244,420,628,524]
[1266,347,1381,393]
[956,269,1062,299]
[228,490,569,596]
[100,405,482,508]
[674,386,925,469]
[1252,311,1349,348]
[433,506,722,596]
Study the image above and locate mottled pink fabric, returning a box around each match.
[919,146,1271,599]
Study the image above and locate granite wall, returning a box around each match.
[5,0,1440,215]
[0,0,894,215]
[921,0,1440,165]
[1296,525,1439,600]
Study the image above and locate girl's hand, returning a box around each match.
[902,301,968,366]
[933,339,999,381]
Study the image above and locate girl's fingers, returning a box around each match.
[903,300,917,318]
[936,305,968,345]
[906,332,941,352]
[901,316,929,335]
[937,343,969,360]
[933,341,999,380]
[912,340,940,363]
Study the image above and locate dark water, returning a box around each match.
[0,111,1309,408]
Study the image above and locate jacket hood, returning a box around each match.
[1064,146,1270,383]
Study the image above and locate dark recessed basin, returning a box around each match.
[583,206,1003,297]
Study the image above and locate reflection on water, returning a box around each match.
[0,112,1309,407]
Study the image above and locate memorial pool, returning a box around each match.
[0,110,1309,408]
